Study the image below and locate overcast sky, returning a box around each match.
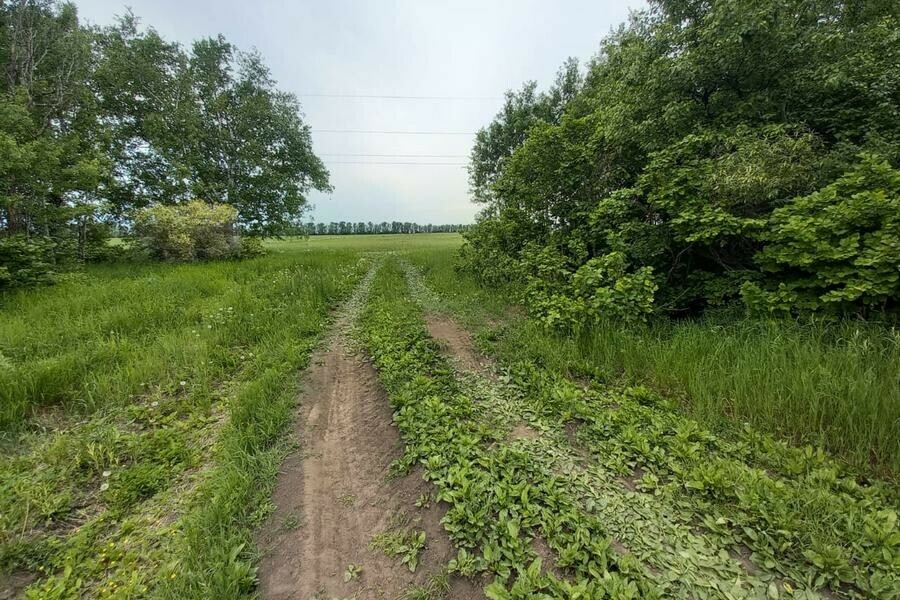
[74,1,645,225]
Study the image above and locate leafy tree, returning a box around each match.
[92,11,191,211]
[462,0,900,321]
[1,2,331,288]
[0,1,107,288]
[468,58,582,208]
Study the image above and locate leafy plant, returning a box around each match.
[370,529,427,573]
[343,563,362,582]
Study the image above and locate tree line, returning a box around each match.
[462,0,899,323]
[1,1,328,287]
[290,222,468,236]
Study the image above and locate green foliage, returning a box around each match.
[343,563,362,582]
[359,259,663,598]
[745,154,900,315]
[133,201,246,262]
[364,257,899,598]
[461,0,900,320]
[0,1,328,283]
[0,235,56,289]
[237,236,267,259]
[414,244,900,489]
[370,528,427,573]
[468,58,582,205]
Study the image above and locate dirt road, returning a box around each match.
[256,277,481,599]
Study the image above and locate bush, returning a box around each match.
[744,154,900,316]
[460,0,900,321]
[238,235,267,258]
[133,201,246,262]
[0,235,56,290]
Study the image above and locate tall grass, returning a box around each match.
[0,243,365,597]
[503,316,900,478]
[409,247,900,479]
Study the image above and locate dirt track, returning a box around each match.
[256,290,482,599]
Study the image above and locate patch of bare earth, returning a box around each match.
[510,423,539,440]
[256,309,482,599]
[0,571,36,600]
[424,315,492,376]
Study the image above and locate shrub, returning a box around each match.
[0,235,56,290]
[133,201,244,262]
[238,235,267,258]
[515,246,658,329]
[744,154,900,316]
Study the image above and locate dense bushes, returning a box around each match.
[745,155,900,315]
[461,0,900,322]
[0,236,56,289]
[0,224,114,290]
[134,201,265,262]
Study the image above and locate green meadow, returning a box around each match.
[1,234,897,599]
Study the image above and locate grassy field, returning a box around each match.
[1,233,897,599]
[0,242,368,598]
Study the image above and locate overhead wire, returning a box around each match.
[299,93,499,100]
[311,129,475,135]
[307,94,485,168]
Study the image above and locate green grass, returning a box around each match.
[0,245,366,598]
[264,232,463,253]
[2,233,897,598]
[407,246,900,480]
[365,256,898,598]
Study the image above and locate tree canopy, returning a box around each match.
[462,0,900,321]
[0,0,329,280]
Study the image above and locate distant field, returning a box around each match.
[265,232,464,252]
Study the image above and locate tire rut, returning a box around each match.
[256,267,481,599]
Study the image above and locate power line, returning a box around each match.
[311,129,475,135]
[326,161,466,166]
[299,93,499,100]
[321,153,468,158]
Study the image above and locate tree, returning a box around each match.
[0,0,106,285]
[177,39,330,235]
[468,58,582,208]
[461,0,900,319]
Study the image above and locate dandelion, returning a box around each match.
[100,482,110,491]
[179,381,187,386]
[102,470,111,477]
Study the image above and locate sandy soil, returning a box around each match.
[0,572,35,600]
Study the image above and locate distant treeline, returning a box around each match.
[288,222,469,235]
